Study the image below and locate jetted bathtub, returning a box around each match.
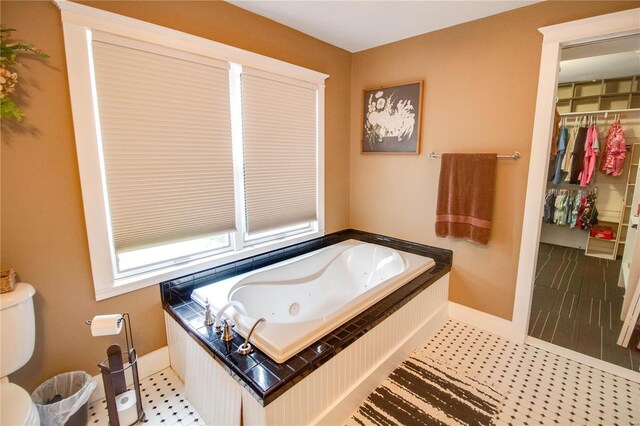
[191,239,435,363]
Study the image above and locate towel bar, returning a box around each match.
[429,151,521,160]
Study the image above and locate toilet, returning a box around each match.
[0,282,41,425]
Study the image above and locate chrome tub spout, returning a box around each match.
[237,318,266,355]
[214,300,247,332]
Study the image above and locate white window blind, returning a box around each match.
[91,33,237,253]
[240,68,318,234]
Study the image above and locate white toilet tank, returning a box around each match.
[0,283,36,377]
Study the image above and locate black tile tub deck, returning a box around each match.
[161,229,452,406]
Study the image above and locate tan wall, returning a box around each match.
[3,0,636,393]
[349,1,638,321]
[1,0,351,391]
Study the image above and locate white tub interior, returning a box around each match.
[192,239,435,362]
[230,242,406,323]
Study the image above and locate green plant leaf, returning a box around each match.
[0,25,48,121]
[1,96,25,121]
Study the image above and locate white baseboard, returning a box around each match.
[88,346,170,404]
[448,302,521,341]
[315,304,449,426]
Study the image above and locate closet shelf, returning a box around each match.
[585,250,617,260]
[546,182,595,190]
[559,108,640,116]
[557,75,640,115]
[598,217,620,224]
[559,91,640,102]
[589,236,616,242]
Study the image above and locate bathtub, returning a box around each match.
[191,239,435,363]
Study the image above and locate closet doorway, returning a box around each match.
[528,33,640,370]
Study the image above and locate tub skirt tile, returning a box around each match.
[242,274,449,425]
[165,313,242,425]
[166,274,449,425]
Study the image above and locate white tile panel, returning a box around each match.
[252,274,449,425]
[165,313,242,425]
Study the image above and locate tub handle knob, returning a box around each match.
[204,298,214,327]
[221,319,235,342]
[237,318,266,355]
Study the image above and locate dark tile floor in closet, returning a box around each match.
[530,242,640,370]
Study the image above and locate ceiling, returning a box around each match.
[559,35,640,83]
[227,1,541,52]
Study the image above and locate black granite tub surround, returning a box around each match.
[161,229,452,406]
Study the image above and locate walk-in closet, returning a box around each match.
[529,35,640,370]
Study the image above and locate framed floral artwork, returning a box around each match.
[361,81,423,154]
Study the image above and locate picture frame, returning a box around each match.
[361,81,423,154]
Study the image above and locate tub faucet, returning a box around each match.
[204,298,214,327]
[221,319,234,342]
[214,301,248,332]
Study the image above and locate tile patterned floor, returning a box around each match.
[416,320,640,426]
[531,243,640,370]
[90,320,640,426]
[87,368,205,425]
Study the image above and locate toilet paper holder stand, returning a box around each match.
[88,313,145,426]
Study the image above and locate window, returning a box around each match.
[240,68,319,236]
[117,234,230,274]
[58,1,326,299]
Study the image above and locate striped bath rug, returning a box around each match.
[347,356,505,426]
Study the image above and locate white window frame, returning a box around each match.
[56,0,326,300]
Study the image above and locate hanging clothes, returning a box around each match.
[550,109,561,157]
[544,192,556,224]
[561,123,578,174]
[579,124,599,187]
[569,193,580,228]
[553,193,565,225]
[575,196,587,229]
[548,155,557,182]
[552,125,569,184]
[566,193,575,226]
[600,120,626,176]
[579,194,598,230]
[569,126,588,184]
[556,193,569,226]
[548,110,562,182]
[544,188,596,229]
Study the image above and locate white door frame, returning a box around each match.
[512,8,640,341]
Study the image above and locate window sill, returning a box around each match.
[94,230,325,301]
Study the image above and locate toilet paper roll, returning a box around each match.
[116,390,138,426]
[90,314,123,336]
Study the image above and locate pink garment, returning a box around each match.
[600,122,626,176]
[579,124,599,187]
